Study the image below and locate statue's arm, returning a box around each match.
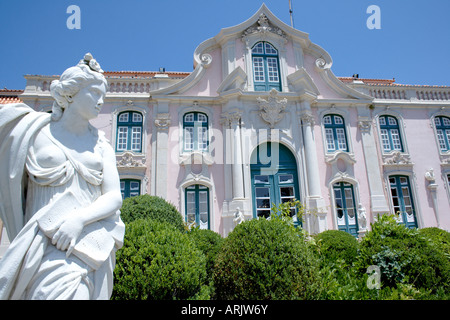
[52,142,122,253]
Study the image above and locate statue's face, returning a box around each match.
[69,81,106,121]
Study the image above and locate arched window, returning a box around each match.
[323,114,348,152]
[120,179,141,199]
[333,182,358,237]
[434,116,450,152]
[183,112,208,151]
[379,115,403,152]
[116,111,143,152]
[185,185,210,229]
[252,42,281,92]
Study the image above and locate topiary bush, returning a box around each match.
[355,214,450,293]
[212,218,322,300]
[315,230,359,266]
[419,227,450,257]
[111,219,207,300]
[187,228,224,278]
[119,194,185,232]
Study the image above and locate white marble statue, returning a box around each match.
[0,53,125,300]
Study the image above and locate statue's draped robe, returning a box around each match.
[0,104,124,299]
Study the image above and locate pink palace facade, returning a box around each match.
[3,5,450,240]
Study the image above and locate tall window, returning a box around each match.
[120,179,141,199]
[185,185,210,229]
[183,112,208,151]
[324,115,348,152]
[389,175,417,228]
[434,116,450,152]
[116,111,143,152]
[333,182,358,237]
[379,115,403,152]
[252,42,281,92]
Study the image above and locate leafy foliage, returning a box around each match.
[315,230,359,266]
[112,219,207,300]
[119,194,185,232]
[212,218,322,300]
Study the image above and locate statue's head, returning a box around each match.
[50,53,107,121]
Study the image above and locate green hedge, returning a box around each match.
[315,230,359,266]
[119,194,185,232]
[212,218,321,300]
[187,228,224,278]
[355,214,450,293]
[112,219,207,300]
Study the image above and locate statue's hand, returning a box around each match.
[52,215,84,257]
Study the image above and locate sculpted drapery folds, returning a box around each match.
[0,54,125,300]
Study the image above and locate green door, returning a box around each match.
[389,176,417,228]
[251,143,301,226]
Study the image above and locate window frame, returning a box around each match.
[120,179,141,199]
[378,115,404,153]
[323,114,349,152]
[388,175,418,229]
[185,184,210,230]
[183,112,209,152]
[116,111,143,153]
[433,116,450,152]
[332,182,359,237]
[251,41,282,92]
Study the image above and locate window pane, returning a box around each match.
[325,128,335,151]
[443,117,450,126]
[132,112,142,123]
[264,43,278,55]
[380,129,391,151]
[379,117,386,126]
[437,129,447,151]
[254,175,269,184]
[266,57,279,82]
[198,127,208,150]
[391,129,402,150]
[253,57,265,82]
[255,187,270,198]
[130,181,140,190]
[118,113,129,123]
[334,116,344,125]
[252,42,264,54]
[279,174,294,184]
[280,187,294,198]
[336,128,347,150]
[197,113,207,123]
[117,127,128,150]
[131,127,142,151]
[184,113,194,122]
[185,127,193,150]
[388,117,397,126]
[324,116,332,125]
[435,117,442,126]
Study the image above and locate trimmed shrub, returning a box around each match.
[119,194,185,232]
[315,230,358,265]
[213,218,321,300]
[419,227,450,257]
[187,228,224,278]
[112,219,207,300]
[355,214,450,293]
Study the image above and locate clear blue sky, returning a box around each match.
[0,0,449,89]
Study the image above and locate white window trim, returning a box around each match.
[319,108,354,156]
[112,105,148,156]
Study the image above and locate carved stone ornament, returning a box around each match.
[116,152,146,168]
[257,89,287,128]
[383,151,413,166]
[242,13,287,40]
[154,113,171,130]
